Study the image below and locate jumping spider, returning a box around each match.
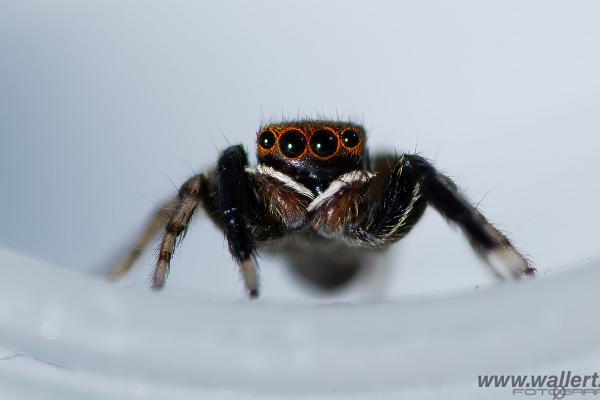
[111,120,535,297]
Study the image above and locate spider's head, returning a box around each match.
[256,120,369,194]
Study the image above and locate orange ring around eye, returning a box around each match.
[257,128,278,157]
[308,127,340,160]
[340,128,363,157]
[277,128,308,160]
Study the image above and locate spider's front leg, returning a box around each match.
[349,154,535,279]
[215,145,262,297]
[153,145,261,298]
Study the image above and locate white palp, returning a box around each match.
[307,170,376,212]
[246,164,315,199]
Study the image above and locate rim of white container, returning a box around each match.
[0,248,598,397]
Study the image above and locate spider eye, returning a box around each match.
[310,129,338,158]
[279,129,307,158]
[258,130,276,150]
[341,129,360,148]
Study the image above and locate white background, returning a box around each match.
[1,0,599,298]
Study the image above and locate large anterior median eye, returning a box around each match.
[310,129,339,158]
[258,130,276,150]
[279,129,307,158]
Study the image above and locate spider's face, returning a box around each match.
[256,121,369,194]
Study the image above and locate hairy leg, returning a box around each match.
[348,154,428,246]
[403,154,535,278]
[217,145,262,298]
[349,153,534,279]
[112,146,264,298]
[153,174,208,289]
[108,197,177,280]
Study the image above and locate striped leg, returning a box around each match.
[152,174,207,289]
[108,197,177,280]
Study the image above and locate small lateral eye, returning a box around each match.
[279,129,307,158]
[310,129,338,158]
[341,129,360,148]
[258,130,276,150]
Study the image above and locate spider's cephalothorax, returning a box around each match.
[255,121,369,194]
[111,120,535,298]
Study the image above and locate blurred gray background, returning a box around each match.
[1,0,599,300]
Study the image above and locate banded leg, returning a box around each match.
[403,154,535,278]
[108,197,177,280]
[217,145,261,298]
[153,174,207,289]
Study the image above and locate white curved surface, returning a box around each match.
[0,246,599,399]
